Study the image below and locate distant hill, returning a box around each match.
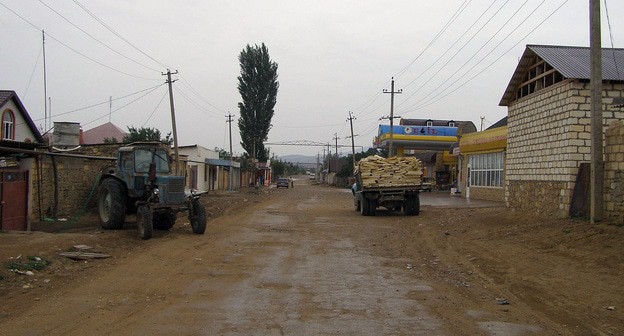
[280,154,318,165]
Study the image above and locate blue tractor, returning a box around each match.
[97,142,206,239]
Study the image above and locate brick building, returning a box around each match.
[499,45,624,219]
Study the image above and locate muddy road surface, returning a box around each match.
[1,178,622,335]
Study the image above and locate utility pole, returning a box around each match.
[590,0,604,223]
[347,111,357,168]
[42,30,48,134]
[383,77,402,157]
[333,133,339,156]
[163,69,180,175]
[226,113,235,191]
[109,96,112,122]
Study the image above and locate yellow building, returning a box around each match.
[458,120,507,201]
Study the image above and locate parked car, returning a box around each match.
[276,177,290,188]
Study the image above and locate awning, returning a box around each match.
[459,126,507,154]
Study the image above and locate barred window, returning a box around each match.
[469,152,504,187]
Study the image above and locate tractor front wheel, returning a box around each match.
[189,199,207,234]
[137,205,153,240]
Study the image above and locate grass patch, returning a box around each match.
[5,256,50,272]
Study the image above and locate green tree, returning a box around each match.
[103,137,119,144]
[123,126,172,145]
[237,43,279,162]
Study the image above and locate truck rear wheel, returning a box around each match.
[97,178,127,230]
[368,198,377,216]
[136,205,153,240]
[404,194,420,216]
[190,199,207,234]
[360,196,370,216]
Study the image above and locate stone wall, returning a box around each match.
[506,80,624,217]
[605,120,624,224]
[29,144,119,222]
[468,186,504,202]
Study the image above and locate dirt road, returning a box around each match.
[1,178,623,335]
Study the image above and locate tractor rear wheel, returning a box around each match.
[97,178,127,230]
[189,199,207,234]
[136,205,153,240]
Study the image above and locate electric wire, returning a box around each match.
[142,89,168,127]
[173,85,223,119]
[397,0,514,110]
[393,0,473,79]
[0,3,159,81]
[405,0,570,113]
[72,0,172,70]
[177,73,228,114]
[23,44,43,99]
[399,0,532,113]
[399,0,498,92]
[24,83,166,127]
[82,84,163,127]
[604,0,621,79]
[37,0,161,73]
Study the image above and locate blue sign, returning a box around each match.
[378,125,457,137]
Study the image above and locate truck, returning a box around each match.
[352,155,424,216]
[97,142,207,240]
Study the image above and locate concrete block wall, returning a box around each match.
[605,120,624,224]
[29,144,118,222]
[506,80,624,217]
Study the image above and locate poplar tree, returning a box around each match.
[237,43,279,162]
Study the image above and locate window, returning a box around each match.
[448,120,455,127]
[426,119,433,127]
[469,152,504,187]
[2,110,15,140]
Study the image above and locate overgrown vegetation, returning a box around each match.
[5,256,50,272]
[123,126,173,145]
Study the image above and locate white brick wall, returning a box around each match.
[505,80,624,216]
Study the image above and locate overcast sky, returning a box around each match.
[1,1,622,159]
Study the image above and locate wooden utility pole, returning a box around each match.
[347,111,357,168]
[226,113,235,192]
[590,0,604,223]
[383,77,402,157]
[333,133,339,156]
[163,69,180,175]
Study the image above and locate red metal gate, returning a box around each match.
[0,170,28,231]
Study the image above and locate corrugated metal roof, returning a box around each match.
[530,45,624,80]
[499,45,624,106]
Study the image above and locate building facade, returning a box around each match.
[500,45,624,219]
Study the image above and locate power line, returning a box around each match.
[398,0,528,112]
[0,3,160,81]
[82,84,164,127]
[37,0,161,73]
[403,0,570,113]
[394,0,473,79]
[177,74,227,113]
[397,0,514,111]
[72,0,171,69]
[142,89,169,127]
[173,85,223,119]
[604,0,621,79]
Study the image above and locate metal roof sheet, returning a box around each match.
[499,45,624,106]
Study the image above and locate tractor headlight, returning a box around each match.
[153,188,160,195]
